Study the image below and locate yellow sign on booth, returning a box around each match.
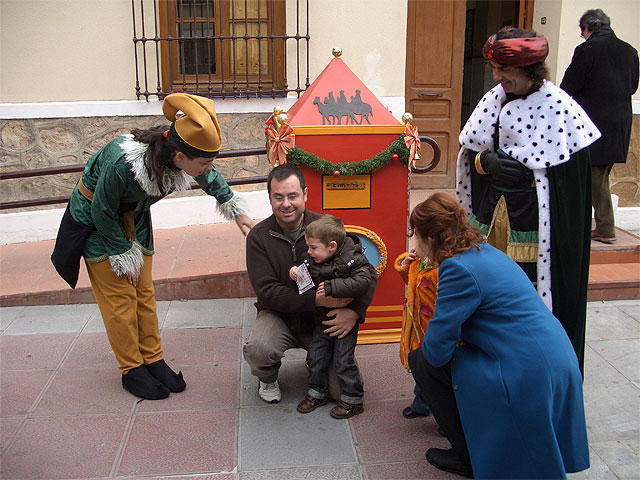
[322,175,371,210]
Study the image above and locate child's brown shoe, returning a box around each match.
[330,400,363,419]
[297,394,328,413]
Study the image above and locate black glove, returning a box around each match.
[480,150,533,188]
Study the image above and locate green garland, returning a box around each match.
[286,134,410,175]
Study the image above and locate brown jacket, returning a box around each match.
[245,210,376,322]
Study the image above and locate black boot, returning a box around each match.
[145,359,186,392]
[122,365,170,400]
[426,448,473,478]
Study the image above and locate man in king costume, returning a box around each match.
[456,28,601,373]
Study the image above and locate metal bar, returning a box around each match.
[153,0,162,95]
[140,0,150,100]
[0,147,267,181]
[269,0,275,97]
[0,165,85,180]
[192,0,200,92]
[206,0,213,94]
[132,0,142,99]
[257,0,263,93]
[218,0,226,97]
[0,175,268,211]
[305,0,310,91]
[179,0,187,90]
[231,0,238,95]
[244,0,249,94]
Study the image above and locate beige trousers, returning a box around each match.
[86,255,163,374]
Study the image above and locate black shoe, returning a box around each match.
[145,359,186,392]
[122,365,170,400]
[426,447,473,478]
[402,406,430,419]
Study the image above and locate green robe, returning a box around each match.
[68,135,239,276]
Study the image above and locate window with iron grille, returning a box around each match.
[132,0,310,100]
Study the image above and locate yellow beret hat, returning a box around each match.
[162,93,222,158]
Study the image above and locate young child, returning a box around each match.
[289,214,377,419]
[394,248,438,418]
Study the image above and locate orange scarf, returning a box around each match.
[394,252,439,371]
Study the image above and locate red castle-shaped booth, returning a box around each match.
[267,49,439,344]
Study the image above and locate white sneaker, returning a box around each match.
[258,380,281,403]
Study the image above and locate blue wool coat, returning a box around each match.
[422,243,589,479]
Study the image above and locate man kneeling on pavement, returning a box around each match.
[243,164,377,418]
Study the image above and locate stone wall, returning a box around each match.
[0,114,271,212]
[1,113,639,212]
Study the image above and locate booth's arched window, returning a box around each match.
[132,0,310,100]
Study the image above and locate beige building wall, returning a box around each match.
[1,0,134,102]
[1,0,407,104]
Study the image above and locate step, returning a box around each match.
[1,225,638,307]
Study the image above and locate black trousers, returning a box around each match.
[408,348,471,465]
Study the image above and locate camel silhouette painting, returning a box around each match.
[313,89,373,125]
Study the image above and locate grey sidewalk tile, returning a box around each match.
[590,440,640,479]
[164,298,243,329]
[238,464,362,479]
[3,304,97,334]
[0,306,24,332]
[240,358,308,407]
[586,305,640,341]
[587,338,640,382]
[584,344,629,386]
[242,297,257,326]
[618,304,640,322]
[567,446,617,479]
[583,381,640,443]
[238,404,356,470]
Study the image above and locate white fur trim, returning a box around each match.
[533,170,552,310]
[120,134,192,196]
[216,192,248,221]
[109,242,144,277]
[459,81,600,169]
[456,148,473,214]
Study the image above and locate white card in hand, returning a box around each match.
[295,262,315,294]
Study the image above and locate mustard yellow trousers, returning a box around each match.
[86,255,163,374]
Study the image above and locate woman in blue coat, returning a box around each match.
[407,193,589,479]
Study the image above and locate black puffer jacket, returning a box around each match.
[302,235,375,299]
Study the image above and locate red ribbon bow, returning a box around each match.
[404,123,421,167]
[266,122,295,167]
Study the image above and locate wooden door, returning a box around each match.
[405,0,466,189]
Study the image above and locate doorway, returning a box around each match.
[406,0,533,190]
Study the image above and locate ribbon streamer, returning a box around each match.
[266,123,295,166]
[404,123,421,168]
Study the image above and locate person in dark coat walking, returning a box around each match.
[561,9,639,244]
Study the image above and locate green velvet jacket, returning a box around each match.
[68,135,243,276]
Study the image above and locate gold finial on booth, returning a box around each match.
[277,113,289,125]
[332,46,342,58]
[402,112,414,125]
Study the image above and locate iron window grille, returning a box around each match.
[132,0,310,100]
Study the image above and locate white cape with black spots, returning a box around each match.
[456,80,600,310]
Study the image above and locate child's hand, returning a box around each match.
[401,250,418,266]
[317,282,325,296]
[289,266,298,281]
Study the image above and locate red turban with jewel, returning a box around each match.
[482,33,549,67]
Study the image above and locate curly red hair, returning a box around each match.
[409,192,484,265]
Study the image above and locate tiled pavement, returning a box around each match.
[1,298,638,479]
